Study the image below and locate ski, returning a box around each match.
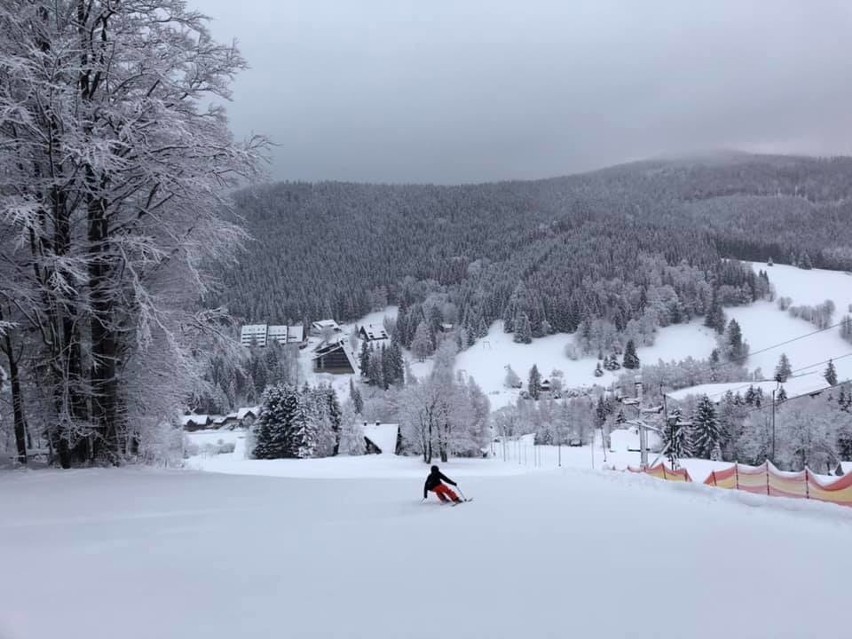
[452,498,473,506]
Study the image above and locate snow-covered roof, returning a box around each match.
[312,319,341,331]
[180,414,211,427]
[236,406,259,420]
[311,339,358,372]
[363,423,399,455]
[359,324,389,341]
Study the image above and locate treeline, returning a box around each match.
[210,154,852,348]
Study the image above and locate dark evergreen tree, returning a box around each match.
[724,319,747,362]
[774,353,792,382]
[691,395,721,459]
[515,312,532,344]
[349,378,364,415]
[253,384,313,459]
[528,364,541,400]
[662,407,690,467]
[775,386,787,403]
[622,339,640,369]
[825,359,838,386]
[704,289,726,334]
[383,341,405,386]
[359,341,371,377]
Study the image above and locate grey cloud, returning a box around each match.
[197,0,852,183]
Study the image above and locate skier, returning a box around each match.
[423,465,462,503]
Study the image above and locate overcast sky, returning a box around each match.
[195,0,852,184]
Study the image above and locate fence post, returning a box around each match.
[765,462,770,496]
[735,463,739,490]
[805,468,810,500]
[662,465,667,480]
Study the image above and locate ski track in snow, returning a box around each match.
[2,464,852,639]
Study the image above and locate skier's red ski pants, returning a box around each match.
[433,484,460,503]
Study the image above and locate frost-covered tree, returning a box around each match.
[504,365,521,389]
[622,340,640,369]
[411,321,433,362]
[0,0,265,466]
[338,402,365,455]
[359,341,371,377]
[723,319,749,362]
[662,408,690,468]
[704,289,727,334]
[825,359,838,386]
[528,365,542,400]
[774,353,792,383]
[691,395,721,459]
[514,312,532,344]
[253,385,313,459]
[349,379,364,415]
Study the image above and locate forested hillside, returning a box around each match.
[212,153,852,341]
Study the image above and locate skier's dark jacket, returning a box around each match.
[423,467,456,498]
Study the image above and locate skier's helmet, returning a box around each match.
[431,465,439,472]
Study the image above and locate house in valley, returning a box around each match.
[362,422,401,455]
[358,324,389,343]
[312,339,358,374]
[311,319,342,335]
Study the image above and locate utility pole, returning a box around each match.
[770,388,776,464]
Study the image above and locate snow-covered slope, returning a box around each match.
[2,466,851,639]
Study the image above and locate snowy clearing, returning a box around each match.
[2,465,851,639]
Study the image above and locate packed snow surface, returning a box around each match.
[3,458,852,639]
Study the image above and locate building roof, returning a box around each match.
[312,339,358,372]
[359,324,389,341]
[180,414,211,427]
[312,319,341,331]
[363,423,399,455]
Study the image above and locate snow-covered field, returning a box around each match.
[3,460,852,639]
[454,262,852,406]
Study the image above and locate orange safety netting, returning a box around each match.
[633,461,852,507]
[627,463,692,482]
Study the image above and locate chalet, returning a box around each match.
[312,339,358,374]
[439,323,454,332]
[211,414,241,430]
[540,379,552,393]
[180,414,211,431]
[311,319,342,335]
[358,324,389,342]
[363,422,401,455]
[240,324,305,348]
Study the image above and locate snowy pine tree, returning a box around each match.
[338,402,365,455]
[691,395,721,459]
[504,365,521,389]
[411,320,433,361]
[774,353,792,382]
[349,378,364,415]
[662,408,690,468]
[253,384,305,459]
[724,319,748,362]
[622,339,640,369]
[825,359,838,386]
[514,312,533,344]
[704,290,727,334]
[359,341,371,377]
[528,364,542,400]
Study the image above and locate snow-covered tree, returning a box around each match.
[338,402,365,455]
[528,365,542,400]
[0,0,265,466]
[723,319,748,362]
[359,341,371,377]
[349,379,364,415]
[411,321,433,362]
[774,353,792,383]
[662,408,690,468]
[825,359,838,386]
[504,365,521,389]
[622,339,640,369]
[704,290,727,334]
[514,312,532,344]
[691,395,721,459]
[254,385,313,459]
